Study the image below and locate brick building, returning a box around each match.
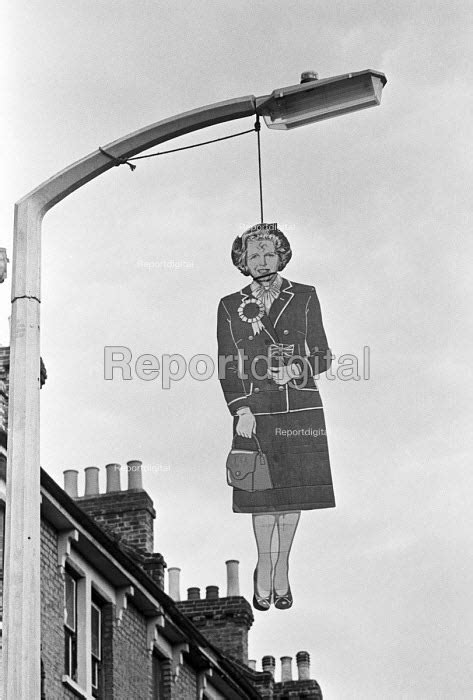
[0,347,324,699]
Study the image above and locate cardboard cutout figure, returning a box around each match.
[217,223,335,611]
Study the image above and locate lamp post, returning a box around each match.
[3,69,386,697]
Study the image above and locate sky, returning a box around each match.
[2,1,472,697]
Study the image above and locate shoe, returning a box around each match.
[253,568,271,611]
[274,585,292,610]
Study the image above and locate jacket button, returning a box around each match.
[283,329,289,335]
[254,387,260,393]
[248,335,253,340]
[278,386,284,391]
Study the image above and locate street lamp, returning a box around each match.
[3,68,386,698]
[257,69,387,130]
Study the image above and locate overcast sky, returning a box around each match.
[2,1,472,698]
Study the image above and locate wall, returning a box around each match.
[172,662,197,700]
[109,601,151,700]
[177,595,253,665]
[40,517,153,699]
[41,519,74,699]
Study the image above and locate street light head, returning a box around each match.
[257,69,387,130]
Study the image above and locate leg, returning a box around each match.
[252,513,277,604]
[273,511,301,602]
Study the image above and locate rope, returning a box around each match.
[128,127,255,161]
[99,126,256,172]
[255,115,264,223]
[98,147,136,171]
[99,120,266,226]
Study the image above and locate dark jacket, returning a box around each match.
[217,278,332,416]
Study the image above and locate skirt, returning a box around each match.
[232,409,335,513]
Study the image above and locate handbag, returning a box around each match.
[226,434,273,492]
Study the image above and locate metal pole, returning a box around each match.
[3,94,257,698]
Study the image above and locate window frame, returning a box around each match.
[91,594,103,698]
[64,567,79,682]
[61,553,114,698]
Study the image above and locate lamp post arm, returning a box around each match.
[4,93,256,699]
[13,94,257,300]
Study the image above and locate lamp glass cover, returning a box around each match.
[261,72,386,130]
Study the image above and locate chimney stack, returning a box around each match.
[63,470,78,498]
[84,466,99,495]
[262,656,275,677]
[187,587,200,600]
[168,567,181,601]
[281,656,293,682]
[296,650,311,680]
[225,559,240,596]
[106,463,121,492]
[177,561,253,665]
[75,462,156,553]
[127,460,143,490]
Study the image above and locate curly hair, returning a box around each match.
[231,223,292,276]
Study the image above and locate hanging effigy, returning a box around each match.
[217,222,335,611]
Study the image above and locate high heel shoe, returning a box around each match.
[253,568,271,611]
[273,561,293,609]
[274,585,293,610]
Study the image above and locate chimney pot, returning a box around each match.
[206,585,219,600]
[281,656,293,682]
[187,587,200,601]
[127,460,143,489]
[225,559,240,596]
[168,567,181,601]
[106,463,121,492]
[248,659,256,671]
[84,466,99,496]
[262,655,276,677]
[63,469,78,498]
[296,650,311,680]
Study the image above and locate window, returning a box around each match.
[61,554,114,698]
[91,598,102,697]
[64,569,78,680]
[152,652,166,700]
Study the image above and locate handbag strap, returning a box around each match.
[231,433,263,454]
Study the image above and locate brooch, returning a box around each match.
[238,298,265,335]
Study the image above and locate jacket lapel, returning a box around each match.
[269,279,294,328]
[240,284,252,300]
[260,314,279,344]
